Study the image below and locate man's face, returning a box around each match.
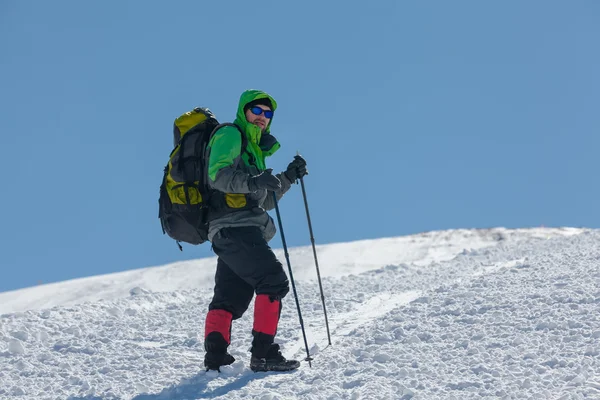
[245,104,272,131]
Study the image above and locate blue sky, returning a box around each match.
[1,1,598,292]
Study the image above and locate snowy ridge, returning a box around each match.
[1,228,599,399]
[0,228,580,315]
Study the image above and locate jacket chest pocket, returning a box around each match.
[225,193,247,208]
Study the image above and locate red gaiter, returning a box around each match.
[204,309,233,343]
[253,294,280,336]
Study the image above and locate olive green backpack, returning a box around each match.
[158,107,244,250]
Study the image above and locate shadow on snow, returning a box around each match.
[131,369,297,400]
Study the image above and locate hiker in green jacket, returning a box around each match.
[203,89,307,372]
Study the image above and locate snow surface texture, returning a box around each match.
[0,228,531,315]
[1,228,599,399]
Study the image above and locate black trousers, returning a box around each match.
[209,226,290,320]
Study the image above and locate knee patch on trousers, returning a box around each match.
[256,270,290,299]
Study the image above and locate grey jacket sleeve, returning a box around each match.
[209,163,253,193]
[262,172,293,211]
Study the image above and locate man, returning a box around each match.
[203,89,308,372]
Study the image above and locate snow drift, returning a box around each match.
[1,228,599,399]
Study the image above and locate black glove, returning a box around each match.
[248,169,282,192]
[284,155,308,182]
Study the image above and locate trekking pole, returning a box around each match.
[272,192,313,367]
[299,176,332,346]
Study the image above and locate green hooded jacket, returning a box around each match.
[205,89,292,242]
[208,89,280,180]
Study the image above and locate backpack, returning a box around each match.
[158,107,244,250]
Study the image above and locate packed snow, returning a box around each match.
[1,227,599,400]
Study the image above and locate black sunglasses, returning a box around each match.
[249,106,274,119]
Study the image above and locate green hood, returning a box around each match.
[233,89,278,144]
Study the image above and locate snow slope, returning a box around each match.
[0,228,577,315]
[1,227,599,400]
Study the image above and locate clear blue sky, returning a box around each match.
[1,1,598,292]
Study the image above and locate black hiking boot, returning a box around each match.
[204,352,235,372]
[250,344,300,372]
